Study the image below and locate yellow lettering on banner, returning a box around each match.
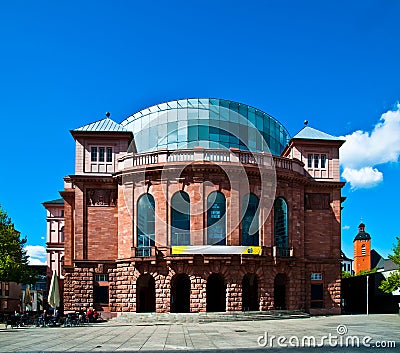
[243,246,261,255]
[171,246,188,255]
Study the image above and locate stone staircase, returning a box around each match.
[111,310,310,324]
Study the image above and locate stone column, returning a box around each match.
[188,182,204,246]
[226,282,242,311]
[190,275,206,312]
[118,181,133,259]
[154,182,168,248]
[155,273,170,313]
[74,185,85,260]
[227,179,240,246]
[259,274,273,311]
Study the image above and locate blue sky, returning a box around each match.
[0,0,399,264]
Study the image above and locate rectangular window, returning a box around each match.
[94,274,109,282]
[91,147,97,162]
[106,147,112,162]
[99,147,105,162]
[311,273,323,281]
[61,210,64,217]
[307,154,313,168]
[314,154,319,168]
[5,282,9,296]
[321,154,326,169]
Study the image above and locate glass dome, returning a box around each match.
[120,98,290,155]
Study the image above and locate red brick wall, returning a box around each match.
[61,189,74,267]
[87,207,118,260]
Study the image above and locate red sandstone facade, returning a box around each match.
[60,107,345,317]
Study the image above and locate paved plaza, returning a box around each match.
[0,314,399,352]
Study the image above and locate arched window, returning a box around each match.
[207,191,226,245]
[274,197,288,248]
[242,193,259,246]
[137,194,155,256]
[171,191,190,245]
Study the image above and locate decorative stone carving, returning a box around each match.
[87,189,117,207]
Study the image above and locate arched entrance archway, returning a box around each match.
[242,274,258,311]
[274,273,287,309]
[206,273,226,312]
[171,274,191,313]
[136,274,156,313]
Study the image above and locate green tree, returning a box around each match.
[379,237,400,293]
[0,205,36,284]
[356,268,377,276]
[341,270,352,278]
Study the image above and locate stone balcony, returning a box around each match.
[118,147,305,175]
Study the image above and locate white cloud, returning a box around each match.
[342,167,383,189]
[28,257,47,265]
[340,104,400,189]
[25,245,47,265]
[342,225,350,230]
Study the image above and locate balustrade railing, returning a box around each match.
[135,246,153,257]
[171,232,191,246]
[132,153,158,166]
[167,151,194,162]
[119,148,304,174]
[273,246,294,258]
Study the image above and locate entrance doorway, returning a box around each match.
[206,273,226,312]
[274,273,287,309]
[242,274,259,311]
[171,274,191,313]
[136,274,156,312]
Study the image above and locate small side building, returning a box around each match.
[341,251,353,275]
[342,223,400,313]
[0,281,21,313]
[42,198,65,307]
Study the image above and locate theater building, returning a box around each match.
[60,98,344,316]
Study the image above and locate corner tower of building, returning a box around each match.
[282,125,345,181]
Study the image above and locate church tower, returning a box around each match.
[353,222,371,274]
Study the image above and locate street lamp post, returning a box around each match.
[366,275,369,316]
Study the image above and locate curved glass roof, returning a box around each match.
[120,98,290,155]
